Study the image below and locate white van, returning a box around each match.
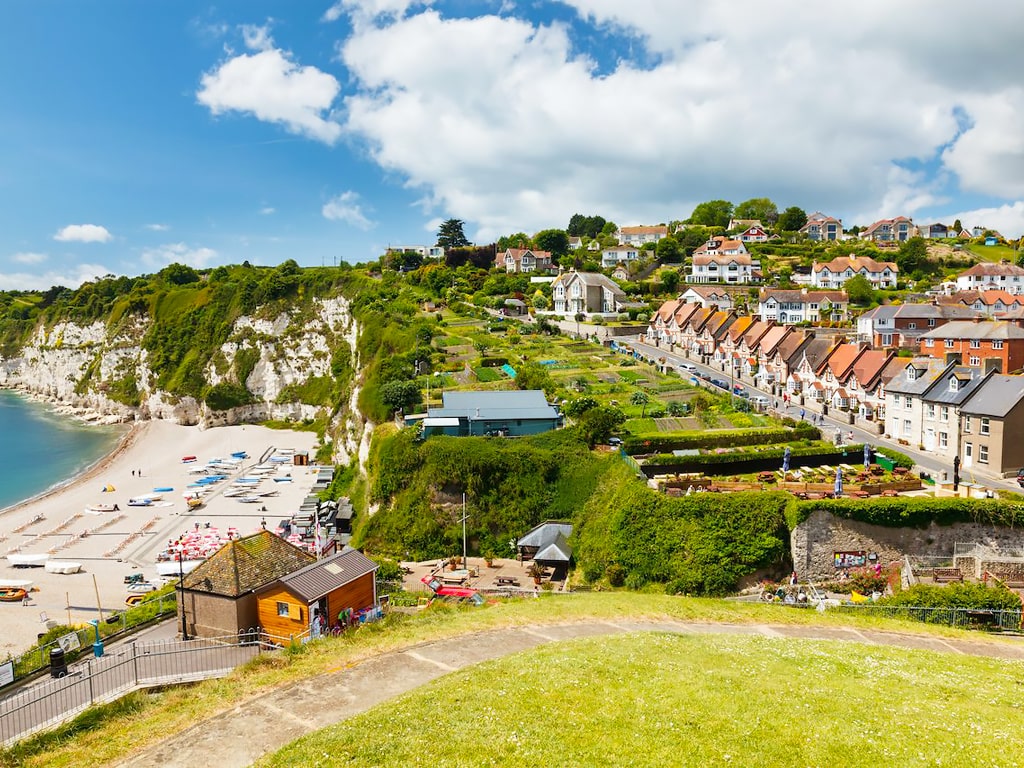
[751,395,770,410]
[678,363,697,373]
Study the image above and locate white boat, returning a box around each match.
[45,561,82,575]
[237,496,260,503]
[222,489,247,498]
[85,503,118,513]
[7,553,49,567]
[128,497,153,507]
[0,578,34,589]
[155,560,204,577]
[126,582,158,593]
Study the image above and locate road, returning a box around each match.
[626,335,1020,494]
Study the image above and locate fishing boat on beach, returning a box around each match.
[128,497,153,507]
[0,579,33,589]
[45,561,83,575]
[181,455,197,463]
[0,588,28,603]
[85,503,119,513]
[7,553,49,568]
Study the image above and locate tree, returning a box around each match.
[687,200,734,229]
[436,218,470,249]
[734,198,778,225]
[896,236,928,274]
[496,233,531,251]
[534,229,571,257]
[777,206,808,233]
[160,263,200,285]
[562,396,600,418]
[656,236,682,262]
[575,405,625,447]
[630,390,650,418]
[953,219,963,233]
[660,269,681,295]
[380,380,422,414]
[844,274,875,305]
[514,361,555,397]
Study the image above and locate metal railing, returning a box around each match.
[3,593,177,687]
[830,603,1022,631]
[0,629,277,747]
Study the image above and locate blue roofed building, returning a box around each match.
[411,390,563,437]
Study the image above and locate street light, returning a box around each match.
[176,543,189,641]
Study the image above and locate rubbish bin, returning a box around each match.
[49,646,68,678]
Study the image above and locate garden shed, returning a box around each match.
[517,521,573,579]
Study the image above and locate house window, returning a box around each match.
[926,404,935,419]
[981,418,990,435]
[969,356,980,366]
[963,417,971,433]
[908,322,917,330]
[944,339,955,348]
[925,339,934,347]
[939,432,948,449]
[969,339,981,349]
[979,444,989,464]
[950,378,960,392]
[940,406,949,421]
[882,334,893,346]
[992,340,1004,349]
[277,601,290,617]
[928,319,936,327]
[902,419,911,436]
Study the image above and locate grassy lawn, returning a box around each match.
[966,242,1020,263]
[8,593,1024,767]
[257,631,1024,767]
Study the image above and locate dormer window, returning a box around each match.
[907,367,918,381]
[949,377,959,392]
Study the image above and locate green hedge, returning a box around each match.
[879,582,1022,612]
[787,497,1024,530]
[623,423,820,454]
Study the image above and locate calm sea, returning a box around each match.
[0,390,125,511]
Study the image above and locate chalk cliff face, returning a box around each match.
[0,297,367,462]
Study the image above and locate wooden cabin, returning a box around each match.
[256,548,378,639]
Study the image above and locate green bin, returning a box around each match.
[875,453,895,471]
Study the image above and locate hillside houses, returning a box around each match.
[758,288,848,324]
[811,254,898,290]
[551,271,630,316]
[799,212,843,241]
[860,216,914,243]
[955,262,1024,295]
[601,244,641,268]
[918,320,1024,373]
[497,248,555,274]
[617,225,668,245]
[857,303,981,349]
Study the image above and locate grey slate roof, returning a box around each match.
[181,530,316,597]
[794,338,835,373]
[921,367,989,406]
[273,548,378,603]
[960,374,1024,418]
[518,521,573,563]
[885,359,951,395]
[920,320,1024,340]
[431,390,560,421]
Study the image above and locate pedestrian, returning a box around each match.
[799,408,805,421]
[790,571,798,586]
[131,469,135,477]
[22,592,29,606]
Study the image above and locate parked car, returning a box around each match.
[1017,468,1024,488]
[751,395,770,410]
[711,379,728,389]
[678,363,697,372]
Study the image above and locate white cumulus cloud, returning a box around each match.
[260,206,276,215]
[0,263,115,291]
[943,201,1024,239]
[322,191,375,229]
[331,2,1024,241]
[141,243,219,270]
[53,224,113,243]
[10,252,48,265]
[145,223,171,232]
[197,46,342,144]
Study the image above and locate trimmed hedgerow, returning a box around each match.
[622,423,820,454]
[788,497,1024,531]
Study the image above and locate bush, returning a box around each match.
[606,564,627,587]
[623,423,820,454]
[787,497,1024,530]
[879,582,1022,612]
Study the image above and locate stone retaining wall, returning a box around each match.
[791,509,1024,581]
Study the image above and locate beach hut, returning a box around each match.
[293,451,309,467]
[255,549,379,639]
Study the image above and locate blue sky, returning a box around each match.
[2,1,1023,289]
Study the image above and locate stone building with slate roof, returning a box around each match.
[256,548,378,639]
[177,530,315,639]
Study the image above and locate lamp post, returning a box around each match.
[461,493,468,570]
[177,544,188,641]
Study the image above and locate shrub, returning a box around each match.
[879,582,1022,612]
[787,497,1024,531]
[624,423,820,455]
[606,564,627,587]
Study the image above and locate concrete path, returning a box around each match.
[122,620,1024,768]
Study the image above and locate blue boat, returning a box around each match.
[153,487,174,493]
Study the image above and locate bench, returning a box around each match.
[933,568,963,583]
[496,576,520,586]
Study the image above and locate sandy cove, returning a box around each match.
[0,421,320,657]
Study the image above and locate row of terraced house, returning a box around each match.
[647,295,1024,476]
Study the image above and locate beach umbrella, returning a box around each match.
[101,484,115,493]
[782,447,791,473]
[834,467,843,497]
[864,443,871,470]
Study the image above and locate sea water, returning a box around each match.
[0,390,124,510]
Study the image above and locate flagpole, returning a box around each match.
[462,493,468,569]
